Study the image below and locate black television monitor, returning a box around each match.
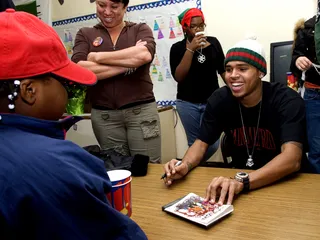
[270,41,294,85]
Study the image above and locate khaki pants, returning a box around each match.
[91,102,161,163]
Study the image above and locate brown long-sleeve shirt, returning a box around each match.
[72,22,156,109]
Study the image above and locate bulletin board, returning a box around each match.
[52,0,201,106]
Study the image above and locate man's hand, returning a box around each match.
[205,177,244,205]
[163,159,189,186]
[295,56,312,71]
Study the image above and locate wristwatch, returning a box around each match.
[234,172,250,192]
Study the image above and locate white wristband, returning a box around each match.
[186,48,195,54]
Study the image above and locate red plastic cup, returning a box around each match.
[106,170,132,217]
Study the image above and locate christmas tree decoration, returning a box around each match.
[169,17,175,28]
[153,20,159,31]
[169,27,176,39]
[158,72,164,82]
[166,69,172,79]
[162,57,168,67]
[154,54,160,66]
[152,65,158,75]
[176,26,183,37]
[158,29,164,39]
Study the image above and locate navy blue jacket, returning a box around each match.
[0,0,15,12]
[0,114,147,239]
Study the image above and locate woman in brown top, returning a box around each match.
[72,0,161,163]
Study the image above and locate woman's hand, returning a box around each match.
[136,39,147,47]
[187,34,207,52]
[87,52,97,62]
[295,56,312,71]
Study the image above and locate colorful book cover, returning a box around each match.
[162,193,234,228]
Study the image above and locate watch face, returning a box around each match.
[237,172,248,178]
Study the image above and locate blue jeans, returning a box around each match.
[304,88,320,173]
[176,99,219,161]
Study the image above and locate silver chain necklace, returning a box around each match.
[187,40,206,63]
[196,47,206,63]
[238,95,262,168]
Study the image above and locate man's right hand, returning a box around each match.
[295,56,312,71]
[163,159,189,186]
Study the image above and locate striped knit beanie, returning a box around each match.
[224,36,267,75]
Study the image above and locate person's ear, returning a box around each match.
[19,79,37,106]
[259,71,265,79]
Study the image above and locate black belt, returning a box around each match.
[92,98,155,111]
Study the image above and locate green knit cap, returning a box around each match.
[224,38,267,75]
[178,8,191,25]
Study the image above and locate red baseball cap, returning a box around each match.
[0,9,97,85]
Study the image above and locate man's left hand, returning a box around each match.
[205,177,244,205]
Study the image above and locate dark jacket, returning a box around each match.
[290,16,320,86]
[0,0,15,12]
[0,114,147,239]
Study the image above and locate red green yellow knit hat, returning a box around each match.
[224,37,267,75]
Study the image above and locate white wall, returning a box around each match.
[202,0,316,82]
[52,0,94,20]
[52,0,158,21]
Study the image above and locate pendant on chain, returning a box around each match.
[197,54,206,63]
[246,155,254,167]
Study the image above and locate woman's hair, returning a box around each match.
[111,0,129,7]
[178,8,205,29]
[0,75,49,102]
[0,81,13,98]
[0,81,15,111]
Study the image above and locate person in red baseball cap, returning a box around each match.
[0,9,147,240]
[0,8,97,118]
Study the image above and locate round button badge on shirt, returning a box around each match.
[93,37,103,47]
